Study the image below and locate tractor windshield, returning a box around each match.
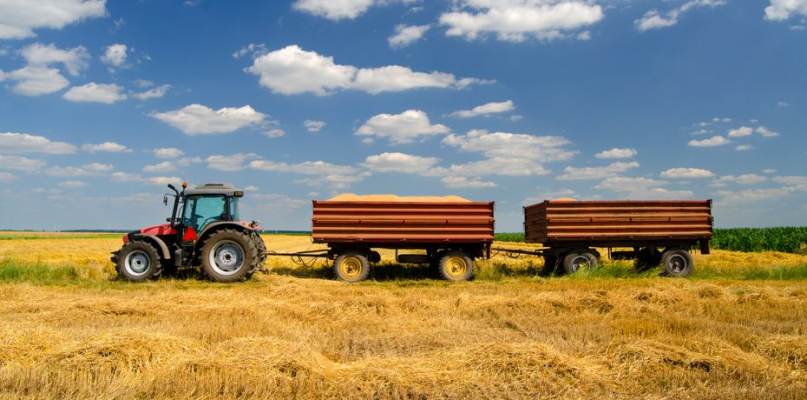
[229,197,240,221]
[182,195,227,232]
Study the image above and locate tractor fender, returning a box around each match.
[197,221,257,244]
[129,233,172,260]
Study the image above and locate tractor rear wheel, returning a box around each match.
[200,229,259,282]
[116,241,163,281]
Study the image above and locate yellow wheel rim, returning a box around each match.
[445,256,468,279]
[339,256,363,279]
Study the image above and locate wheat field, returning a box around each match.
[0,233,806,399]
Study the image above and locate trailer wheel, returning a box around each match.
[439,251,473,281]
[562,250,598,274]
[334,252,370,283]
[116,241,163,281]
[661,248,693,277]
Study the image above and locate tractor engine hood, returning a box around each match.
[122,224,177,244]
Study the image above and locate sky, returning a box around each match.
[0,0,806,232]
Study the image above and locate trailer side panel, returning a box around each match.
[312,201,495,245]
[524,200,712,247]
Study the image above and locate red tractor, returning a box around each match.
[111,182,266,282]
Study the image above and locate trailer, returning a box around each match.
[499,199,713,277]
[304,198,495,282]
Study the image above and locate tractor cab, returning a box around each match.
[170,183,245,241]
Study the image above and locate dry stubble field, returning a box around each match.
[0,232,806,399]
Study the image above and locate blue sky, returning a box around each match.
[1,0,806,231]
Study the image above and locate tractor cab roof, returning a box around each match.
[185,183,244,197]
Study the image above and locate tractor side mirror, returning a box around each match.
[163,194,169,206]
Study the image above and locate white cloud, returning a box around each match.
[101,44,127,68]
[134,79,153,88]
[660,167,715,179]
[773,176,807,185]
[303,120,326,132]
[0,155,46,172]
[250,159,358,175]
[57,180,88,188]
[0,66,69,96]
[244,185,259,191]
[151,104,267,135]
[762,169,777,174]
[577,30,591,40]
[0,132,76,154]
[442,129,575,162]
[149,176,181,186]
[439,0,604,42]
[0,172,15,183]
[756,126,779,137]
[437,157,552,177]
[688,135,730,147]
[81,141,131,153]
[143,161,176,173]
[63,83,127,104]
[558,161,639,180]
[362,152,440,174]
[46,162,113,177]
[715,187,798,204]
[713,174,769,185]
[389,24,431,48]
[778,100,790,107]
[595,147,637,159]
[449,100,515,118]
[765,0,807,21]
[595,176,693,199]
[206,153,259,172]
[250,157,365,188]
[292,0,415,20]
[0,0,106,40]
[111,171,143,182]
[153,148,183,159]
[265,129,286,138]
[356,110,450,144]
[232,43,268,59]
[727,126,754,137]
[735,144,753,151]
[19,43,90,76]
[636,0,726,32]
[132,84,170,100]
[441,176,497,188]
[177,157,202,167]
[246,45,487,95]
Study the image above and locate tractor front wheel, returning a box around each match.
[116,241,163,281]
[200,229,259,282]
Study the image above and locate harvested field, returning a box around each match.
[0,233,806,399]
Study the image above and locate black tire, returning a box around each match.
[661,248,694,277]
[635,247,662,271]
[561,250,598,274]
[116,241,163,281]
[438,251,473,281]
[334,251,370,283]
[200,229,259,282]
[253,234,267,268]
[540,255,558,277]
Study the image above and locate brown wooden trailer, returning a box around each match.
[311,199,495,282]
[522,199,713,277]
